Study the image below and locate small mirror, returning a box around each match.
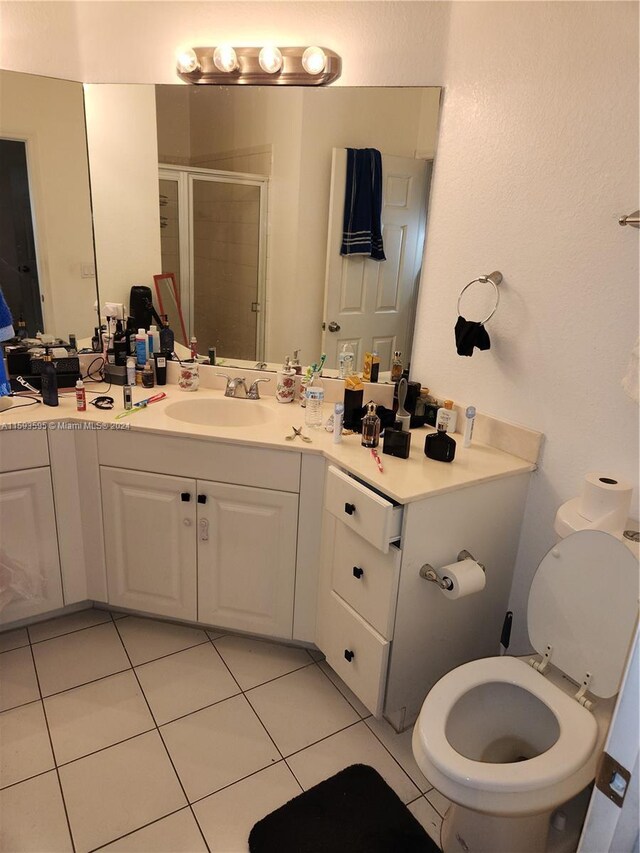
[153,273,188,347]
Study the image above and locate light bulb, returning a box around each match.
[176,49,199,74]
[213,44,238,73]
[302,46,327,75]
[258,46,283,74]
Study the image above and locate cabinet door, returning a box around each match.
[197,481,298,638]
[0,467,63,624]
[101,467,197,620]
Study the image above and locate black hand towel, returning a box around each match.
[455,315,491,356]
[341,148,386,261]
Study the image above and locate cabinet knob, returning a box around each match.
[183,518,192,527]
[352,566,364,579]
[344,502,356,516]
[181,492,191,502]
[344,649,355,663]
[198,494,207,504]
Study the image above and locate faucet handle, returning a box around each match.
[248,378,271,400]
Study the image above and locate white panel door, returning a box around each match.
[197,480,298,638]
[322,149,430,370]
[101,467,197,620]
[0,467,63,624]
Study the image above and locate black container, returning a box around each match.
[343,388,364,430]
[153,352,167,385]
[424,427,456,462]
[383,427,411,459]
[129,285,154,330]
[40,350,59,407]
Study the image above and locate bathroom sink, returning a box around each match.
[164,398,275,427]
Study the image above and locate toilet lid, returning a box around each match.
[528,530,638,698]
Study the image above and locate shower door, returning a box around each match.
[159,166,267,361]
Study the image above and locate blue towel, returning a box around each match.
[340,148,386,261]
[0,286,15,397]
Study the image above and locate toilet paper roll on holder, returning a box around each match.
[419,550,485,590]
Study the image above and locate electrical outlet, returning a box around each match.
[81,262,96,279]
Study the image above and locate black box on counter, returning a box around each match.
[343,388,364,430]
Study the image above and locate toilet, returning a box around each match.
[412,530,638,853]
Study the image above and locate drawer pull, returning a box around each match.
[344,502,356,516]
[197,494,208,504]
[344,649,355,662]
[181,492,191,502]
[352,566,364,579]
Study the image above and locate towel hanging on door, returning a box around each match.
[0,286,15,397]
[340,148,386,261]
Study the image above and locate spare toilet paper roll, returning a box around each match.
[579,473,632,531]
[440,558,486,600]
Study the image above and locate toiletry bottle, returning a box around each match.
[40,349,59,407]
[136,328,148,366]
[333,402,344,443]
[276,357,296,403]
[291,349,302,375]
[463,405,476,448]
[123,385,133,410]
[126,356,136,386]
[68,333,77,354]
[160,315,174,355]
[338,344,354,379]
[126,317,138,356]
[75,377,86,412]
[153,352,167,386]
[16,315,27,340]
[361,401,381,448]
[148,324,160,356]
[304,372,324,427]
[391,351,403,382]
[436,399,457,433]
[208,347,217,365]
[190,335,198,360]
[113,321,127,365]
[91,327,102,353]
[425,423,457,462]
[142,361,155,388]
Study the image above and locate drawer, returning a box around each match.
[323,590,390,718]
[324,465,402,553]
[0,430,49,472]
[331,521,400,639]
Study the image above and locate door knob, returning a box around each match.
[327,321,341,332]
[183,518,192,527]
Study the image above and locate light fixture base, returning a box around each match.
[176,46,341,86]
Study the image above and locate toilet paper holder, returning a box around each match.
[419,550,485,590]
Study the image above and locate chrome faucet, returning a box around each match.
[217,374,271,400]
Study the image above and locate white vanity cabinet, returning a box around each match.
[97,432,303,637]
[0,433,64,624]
[100,467,198,620]
[316,464,532,728]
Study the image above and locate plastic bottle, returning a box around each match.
[463,405,476,447]
[436,399,458,433]
[126,356,136,386]
[136,328,148,366]
[333,403,344,443]
[338,344,354,379]
[142,361,155,388]
[304,373,324,427]
[160,315,174,354]
[147,325,159,356]
[75,378,86,412]
[190,335,198,360]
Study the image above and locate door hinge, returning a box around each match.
[595,751,632,808]
[251,302,261,313]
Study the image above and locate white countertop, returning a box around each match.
[0,384,537,504]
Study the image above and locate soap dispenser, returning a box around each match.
[276,357,296,403]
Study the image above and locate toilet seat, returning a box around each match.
[415,656,598,794]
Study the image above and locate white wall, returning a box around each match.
[1,1,638,654]
[84,85,162,313]
[0,70,96,337]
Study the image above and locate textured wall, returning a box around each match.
[1,1,638,653]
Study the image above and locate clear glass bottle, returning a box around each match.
[304,372,324,427]
[361,401,381,448]
[391,350,403,382]
[338,344,355,379]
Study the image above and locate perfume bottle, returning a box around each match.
[391,351,403,382]
[424,423,457,462]
[40,348,59,407]
[361,401,381,448]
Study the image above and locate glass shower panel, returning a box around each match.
[192,178,260,360]
[159,178,181,291]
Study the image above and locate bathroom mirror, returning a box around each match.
[0,70,98,341]
[89,84,441,371]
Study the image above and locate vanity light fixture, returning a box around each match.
[175,45,341,86]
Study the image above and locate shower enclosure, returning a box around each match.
[159,166,268,361]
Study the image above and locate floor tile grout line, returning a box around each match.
[26,642,77,853]
[0,695,46,715]
[49,726,159,772]
[38,666,133,702]
[313,658,371,719]
[280,717,363,761]
[0,764,60,794]
[225,657,318,694]
[187,756,299,809]
[361,716,429,798]
[111,615,212,853]
[27,613,113,645]
[87,804,193,853]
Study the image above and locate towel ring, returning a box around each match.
[457,271,502,325]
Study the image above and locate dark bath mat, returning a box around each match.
[249,763,440,853]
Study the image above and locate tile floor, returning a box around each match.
[0,608,449,852]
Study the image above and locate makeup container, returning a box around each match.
[153,352,167,386]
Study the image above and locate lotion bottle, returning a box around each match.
[40,349,59,407]
[436,399,458,433]
[276,357,296,403]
